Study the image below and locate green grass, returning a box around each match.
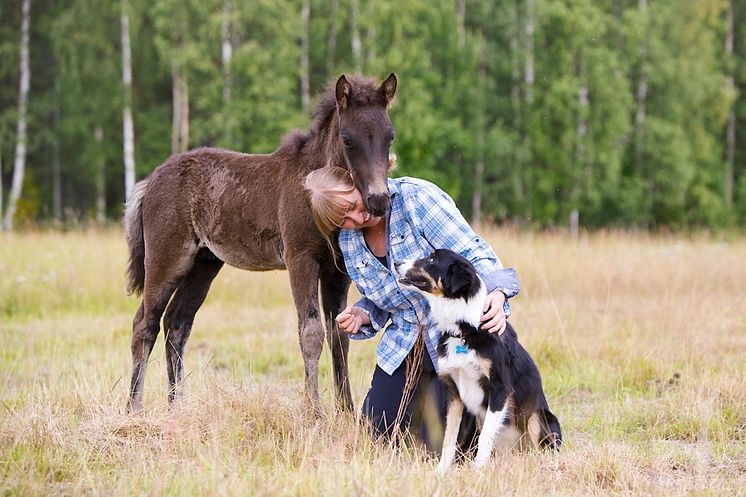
[0,228,744,496]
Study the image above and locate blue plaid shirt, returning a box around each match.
[339,177,520,375]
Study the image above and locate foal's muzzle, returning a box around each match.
[367,193,389,217]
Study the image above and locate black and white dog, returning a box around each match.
[395,249,561,471]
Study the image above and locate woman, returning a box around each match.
[303,166,520,449]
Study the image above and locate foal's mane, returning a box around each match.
[282,75,384,153]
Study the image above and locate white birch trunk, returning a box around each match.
[222,0,232,104]
[222,0,234,144]
[121,0,136,201]
[300,0,310,110]
[4,0,31,231]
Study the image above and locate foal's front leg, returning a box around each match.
[286,255,325,415]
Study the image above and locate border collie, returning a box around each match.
[395,249,561,471]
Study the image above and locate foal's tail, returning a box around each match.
[125,179,149,296]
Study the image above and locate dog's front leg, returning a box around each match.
[474,394,514,468]
[437,397,464,473]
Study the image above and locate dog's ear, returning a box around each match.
[445,262,474,298]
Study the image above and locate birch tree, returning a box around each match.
[4,0,31,231]
[122,0,136,201]
[221,0,234,144]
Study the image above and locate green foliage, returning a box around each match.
[0,0,744,228]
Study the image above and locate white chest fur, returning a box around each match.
[438,337,488,420]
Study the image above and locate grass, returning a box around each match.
[0,227,744,496]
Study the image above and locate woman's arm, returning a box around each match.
[335,296,391,340]
[406,180,520,332]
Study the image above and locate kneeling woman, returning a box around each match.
[303,166,520,449]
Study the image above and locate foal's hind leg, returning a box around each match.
[320,263,353,412]
[163,252,224,405]
[128,279,180,413]
[128,247,196,413]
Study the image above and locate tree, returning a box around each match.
[4,0,31,231]
[122,0,136,201]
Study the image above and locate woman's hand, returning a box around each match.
[335,306,371,334]
[480,290,507,335]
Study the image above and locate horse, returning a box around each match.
[124,73,397,414]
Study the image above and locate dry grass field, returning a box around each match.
[0,228,744,496]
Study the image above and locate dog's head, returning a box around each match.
[395,249,481,300]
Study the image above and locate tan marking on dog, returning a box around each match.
[409,266,442,296]
[476,355,493,378]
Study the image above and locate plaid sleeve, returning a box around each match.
[407,180,520,308]
[349,296,390,340]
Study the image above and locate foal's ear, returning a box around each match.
[379,73,397,107]
[336,75,351,111]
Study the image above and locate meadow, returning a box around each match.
[0,228,744,496]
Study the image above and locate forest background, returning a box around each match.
[1,0,745,230]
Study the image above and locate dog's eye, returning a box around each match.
[429,258,434,263]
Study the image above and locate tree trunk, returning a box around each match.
[53,80,62,221]
[300,0,310,110]
[0,146,4,224]
[636,0,650,225]
[524,0,535,106]
[95,125,106,224]
[457,0,466,49]
[365,0,375,68]
[222,0,234,143]
[522,0,534,221]
[121,0,136,201]
[351,0,361,73]
[510,1,524,213]
[171,58,189,153]
[472,60,487,227]
[725,0,735,211]
[326,0,339,75]
[4,0,31,231]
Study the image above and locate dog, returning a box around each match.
[395,249,561,471]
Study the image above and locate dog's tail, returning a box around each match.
[125,179,149,296]
[536,406,562,450]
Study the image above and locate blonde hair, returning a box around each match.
[303,166,356,245]
[303,154,397,246]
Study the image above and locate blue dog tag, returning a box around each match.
[455,344,468,354]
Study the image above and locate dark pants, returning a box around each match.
[361,348,477,453]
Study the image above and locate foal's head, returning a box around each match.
[335,73,397,217]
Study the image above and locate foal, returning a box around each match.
[125,74,398,413]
